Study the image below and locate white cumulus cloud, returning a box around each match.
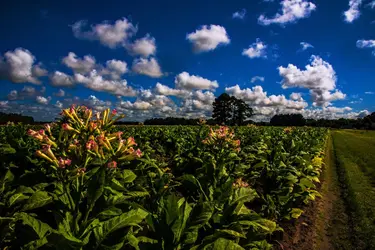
[278,55,345,106]
[36,96,49,105]
[54,100,63,109]
[225,84,308,113]
[356,39,375,55]
[242,39,267,59]
[187,25,230,52]
[54,89,65,97]
[232,9,247,19]
[132,57,163,78]
[75,70,136,96]
[258,0,316,26]
[155,83,191,98]
[290,92,303,101]
[101,59,128,80]
[0,48,47,84]
[251,76,265,83]
[300,42,314,51]
[125,34,156,57]
[62,52,96,74]
[50,71,75,87]
[72,18,137,48]
[344,0,363,23]
[175,72,219,90]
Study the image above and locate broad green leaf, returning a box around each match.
[238,219,276,233]
[97,207,123,220]
[22,191,52,211]
[189,202,213,227]
[181,174,208,200]
[87,167,106,219]
[100,242,125,250]
[230,187,258,206]
[0,144,16,155]
[47,230,83,249]
[299,178,315,189]
[16,186,35,194]
[107,191,149,205]
[216,229,246,239]
[202,238,244,250]
[291,208,304,219]
[110,178,126,191]
[126,232,140,250]
[9,193,29,207]
[137,236,157,244]
[80,218,100,245]
[184,229,199,245]
[0,170,14,194]
[245,240,273,250]
[94,208,148,246]
[174,198,192,243]
[15,212,52,239]
[122,169,137,183]
[23,237,49,249]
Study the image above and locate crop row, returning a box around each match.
[0,106,327,249]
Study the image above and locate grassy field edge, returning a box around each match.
[313,131,353,249]
[332,130,375,249]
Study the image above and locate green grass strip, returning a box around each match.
[332,131,375,249]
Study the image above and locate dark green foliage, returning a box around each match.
[270,114,306,126]
[0,112,34,124]
[0,124,327,249]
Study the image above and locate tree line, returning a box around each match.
[0,112,34,124]
[0,93,374,129]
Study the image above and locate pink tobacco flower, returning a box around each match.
[89,122,97,131]
[134,149,142,158]
[126,137,137,147]
[128,147,135,154]
[107,161,117,169]
[86,140,97,150]
[27,129,37,136]
[77,168,86,175]
[62,123,74,131]
[58,158,71,169]
[44,124,52,135]
[39,129,45,135]
[96,112,101,120]
[112,109,117,115]
[65,159,72,166]
[116,139,124,153]
[70,104,76,113]
[233,140,241,147]
[116,131,123,139]
[84,108,92,118]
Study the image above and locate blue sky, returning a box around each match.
[0,0,374,121]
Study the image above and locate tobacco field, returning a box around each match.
[0,106,328,249]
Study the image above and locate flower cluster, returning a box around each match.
[247,124,257,128]
[198,118,207,125]
[283,127,294,134]
[202,126,241,152]
[232,177,249,188]
[28,105,142,171]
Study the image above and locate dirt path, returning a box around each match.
[279,133,353,250]
[313,134,353,250]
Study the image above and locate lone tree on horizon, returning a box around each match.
[212,93,253,125]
